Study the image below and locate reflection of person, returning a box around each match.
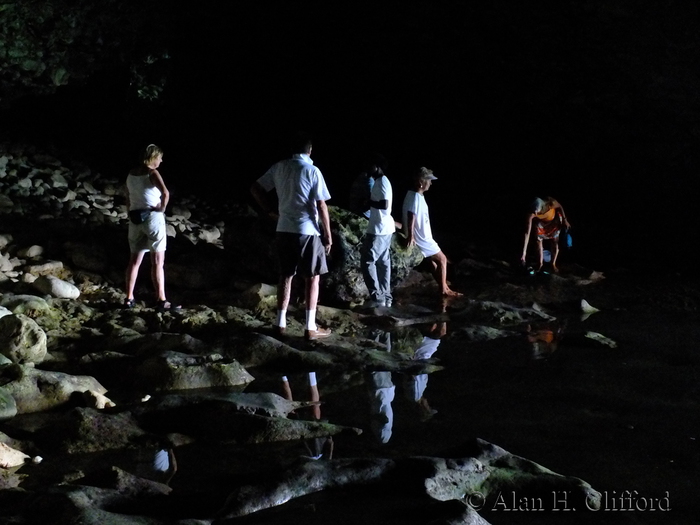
[360,155,395,308]
[402,167,462,297]
[281,372,334,460]
[367,330,395,444]
[369,371,395,444]
[406,321,446,420]
[251,134,333,340]
[521,197,571,273]
[526,322,564,360]
[124,144,178,311]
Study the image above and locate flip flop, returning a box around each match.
[123,298,135,309]
[156,300,181,312]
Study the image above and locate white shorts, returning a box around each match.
[128,211,166,253]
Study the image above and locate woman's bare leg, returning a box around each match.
[125,252,145,300]
[551,240,560,272]
[150,251,166,301]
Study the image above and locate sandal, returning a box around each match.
[123,298,135,309]
[156,300,181,312]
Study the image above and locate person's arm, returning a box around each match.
[317,199,332,255]
[250,181,278,220]
[149,169,169,212]
[405,211,416,247]
[554,202,571,228]
[521,213,535,262]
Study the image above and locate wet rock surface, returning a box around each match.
[0,144,696,524]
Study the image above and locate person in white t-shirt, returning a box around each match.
[402,167,462,297]
[251,134,333,341]
[360,154,395,308]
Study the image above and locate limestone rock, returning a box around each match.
[23,260,63,276]
[1,365,107,413]
[0,387,18,422]
[136,351,254,391]
[0,294,51,316]
[46,408,148,454]
[32,275,80,299]
[0,442,29,468]
[0,314,47,364]
[17,244,43,258]
[82,390,116,410]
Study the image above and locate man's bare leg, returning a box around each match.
[276,275,294,331]
[304,274,330,338]
[305,274,320,311]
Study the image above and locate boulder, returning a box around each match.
[0,442,29,468]
[44,408,148,454]
[1,365,107,413]
[135,351,254,391]
[32,275,80,299]
[0,314,47,364]
[0,294,51,316]
[0,387,17,422]
[17,244,44,258]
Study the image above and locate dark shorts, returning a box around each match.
[276,232,328,278]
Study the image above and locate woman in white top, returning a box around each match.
[124,144,178,310]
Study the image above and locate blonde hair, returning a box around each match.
[143,144,164,165]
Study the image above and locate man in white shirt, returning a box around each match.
[402,167,462,297]
[251,135,333,340]
[360,155,395,308]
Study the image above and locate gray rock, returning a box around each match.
[198,225,221,243]
[451,299,556,326]
[0,314,47,364]
[32,275,80,299]
[17,244,44,258]
[23,259,64,276]
[0,233,12,248]
[0,294,51,316]
[46,408,148,454]
[0,387,17,422]
[136,351,254,391]
[1,365,107,413]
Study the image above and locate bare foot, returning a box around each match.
[442,288,463,298]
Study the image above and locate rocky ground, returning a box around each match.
[0,143,698,524]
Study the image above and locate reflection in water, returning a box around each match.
[368,330,396,444]
[367,322,447,444]
[369,371,395,444]
[526,322,565,360]
[405,321,446,421]
[281,372,334,460]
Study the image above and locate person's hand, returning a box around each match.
[322,234,332,255]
